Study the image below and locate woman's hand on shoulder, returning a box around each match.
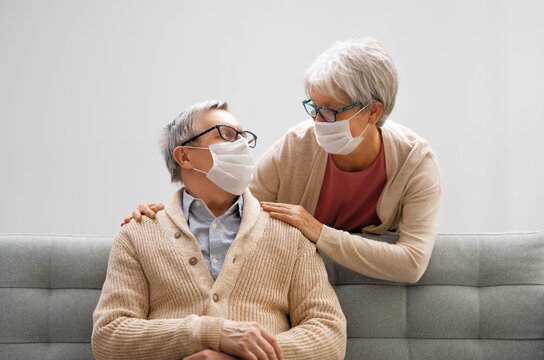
[260,202,323,243]
[121,203,164,227]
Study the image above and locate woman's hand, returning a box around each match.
[120,203,164,226]
[260,202,323,243]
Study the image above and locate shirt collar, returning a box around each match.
[182,189,243,220]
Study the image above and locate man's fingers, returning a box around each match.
[183,349,223,360]
[258,327,283,360]
[254,335,278,360]
[216,352,238,360]
[238,345,258,360]
[182,352,200,360]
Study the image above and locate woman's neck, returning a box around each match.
[331,127,382,172]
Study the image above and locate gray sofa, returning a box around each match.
[1,232,543,360]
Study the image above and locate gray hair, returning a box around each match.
[160,100,228,182]
[304,38,399,127]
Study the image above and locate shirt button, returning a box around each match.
[195,201,201,207]
[174,232,181,239]
[211,223,218,229]
[213,294,219,302]
[189,257,198,265]
[212,258,218,264]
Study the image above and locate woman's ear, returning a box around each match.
[369,101,384,125]
[173,146,193,169]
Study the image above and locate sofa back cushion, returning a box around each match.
[0,234,111,360]
[323,232,544,360]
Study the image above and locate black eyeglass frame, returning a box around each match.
[181,125,257,148]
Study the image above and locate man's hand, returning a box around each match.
[120,203,164,226]
[220,320,283,360]
[183,349,238,360]
[260,202,323,243]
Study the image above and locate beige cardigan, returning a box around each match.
[92,189,346,360]
[250,120,441,283]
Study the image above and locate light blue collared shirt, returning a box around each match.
[182,189,243,280]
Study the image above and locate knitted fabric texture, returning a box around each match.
[250,119,441,283]
[92,189,346,360]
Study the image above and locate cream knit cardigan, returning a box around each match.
[250,120,442,283]
[92,189,346,360]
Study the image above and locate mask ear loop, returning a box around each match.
[346,102,372,138]
[183,145,209,150]
[181,145,211,174]
[356,122,370,138]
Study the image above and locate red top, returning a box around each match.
[314,143,387,232]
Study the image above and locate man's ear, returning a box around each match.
[369,101,384,126]
[173,146,193,170]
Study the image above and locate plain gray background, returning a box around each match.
[1,0,543,236]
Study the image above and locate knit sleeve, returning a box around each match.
[91,231,224,360]
[275,240,347,360]
[316,154,441,283]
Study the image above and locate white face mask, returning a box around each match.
[313,104,371,155]
[184,138,254,195]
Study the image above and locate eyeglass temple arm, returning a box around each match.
[181,126,217,145]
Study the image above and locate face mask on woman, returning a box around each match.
[184,138,254,195]
[313,103,371,155]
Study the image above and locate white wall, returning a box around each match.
[1,0,543,236]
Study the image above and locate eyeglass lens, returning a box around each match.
[304,102,335,122]
[218,126,256,147]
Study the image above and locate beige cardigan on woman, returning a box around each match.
[250,120,441,283]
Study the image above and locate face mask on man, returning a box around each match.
[184,138,254,195]
[313,103,371,155]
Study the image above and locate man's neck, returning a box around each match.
[185,185,237,218]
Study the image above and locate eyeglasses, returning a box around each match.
[181,125,257,148]
[302,98,364,123]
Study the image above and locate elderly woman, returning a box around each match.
[126,38,441,283]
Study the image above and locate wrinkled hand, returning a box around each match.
[183,349,238,360]
[220,320,283,360]
[260,202,323,243]
[120,203,164,226]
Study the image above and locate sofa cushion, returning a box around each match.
[1,232,543,360]
[0,234,111,360]
[323,232,544,359]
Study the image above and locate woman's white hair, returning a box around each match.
[304,38,399,127]
[160,100,228,183]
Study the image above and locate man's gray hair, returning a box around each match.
[160,100,228,182]
[304,38,399,127]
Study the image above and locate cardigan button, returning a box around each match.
[174,232,181,239]
[213,294,219,302]
[189,257,198,265]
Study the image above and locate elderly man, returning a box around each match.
[91,100,346,360]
